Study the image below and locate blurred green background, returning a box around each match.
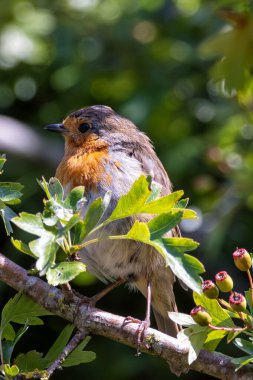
[1,0,253,378]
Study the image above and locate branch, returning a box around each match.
[0,252,252,380]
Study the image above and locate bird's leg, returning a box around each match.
[62,279,125,306]
[123,280,152,348]
[88,278,125,306]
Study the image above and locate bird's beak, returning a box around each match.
[44,123,65,133]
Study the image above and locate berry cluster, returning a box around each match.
[191,248,253,329]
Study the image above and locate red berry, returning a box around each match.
[229,292,247,312]
[202,280,219,299]
[190,306,212,326]
[233,248,252,271]
[215,271,233,292]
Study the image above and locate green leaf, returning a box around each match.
[63,349,96,367]
[232,355,253,370]
[234,338,253,356]
[3,324,29,364]
[0,201,16,235]
[245,289,253,315]
[30,234,58,274]
[44,325,75,364]
[204,329,227,351]
[15,350,46,372]
[193,292,235,327]
[11,238,36,258]
[46,261,86,286]
[64,186,85,209]
[140,191,184,214]
[0,182,23,202]
[13,212,45,236]
[146,180,162,202]
[177,325,208,364]
[169,312,196,327]
[2,323,15,341]
[126,221,150,241]
[3,364,19,376]
[1,293,51,330]
[108,175,152,221]
[0,155,6,172]
[48,177,64,202]
[148,211,183,239]
[153,239,203,293]
[77,192,111,241]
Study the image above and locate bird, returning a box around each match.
[45,105,180,339]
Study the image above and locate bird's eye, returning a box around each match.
[78,123,90,133]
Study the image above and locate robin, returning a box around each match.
[46,105,180,339]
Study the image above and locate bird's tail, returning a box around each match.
[135,268,180,337]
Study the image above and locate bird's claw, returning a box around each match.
[122,316,150,352]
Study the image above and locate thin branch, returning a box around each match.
[0,252,252,380]
[45,329,87,379]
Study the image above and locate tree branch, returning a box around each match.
[0,252,252,380]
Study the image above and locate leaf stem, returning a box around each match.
[208,324,249,332]
[218,298,232,310]
[246,269,253,306]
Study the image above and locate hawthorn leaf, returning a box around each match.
[30,234,58,274]
[234,338,253,356]
[44,325,75,363]
[148,211,183,239]
[169,312,196,327]
[2,364,19,376]
[64,186,85,209]
[15,350,46,372]
[11,238,36,258]
[13,213,45,236]
[178,325,208,364]
[48,177,64,202]
[108,176,152,221]
[46,261,86,286]
[80,192,111,239]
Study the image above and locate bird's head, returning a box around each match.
[45,105,143,153]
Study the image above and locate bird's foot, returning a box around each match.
[122,316,150,352]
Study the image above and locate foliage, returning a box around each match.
[169,250,253,369]
[0,157,201,377]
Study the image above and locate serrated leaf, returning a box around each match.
[46,261,86,286]
[169,312,196,326]
[140,191,184,214]
[13,213,45,236]
[2,323,15,341]
[31,234,58,275]
[3,364,19,376]
[15,350,46,372]
[63,350,96,367]
[108,176,152,221]
[45,325,75,363]
[148,211,183,239]
[126,221,150,241]
[193,292,234,327]
[11,238,36,258]
[64,186,85,209]
[1,293,51,330]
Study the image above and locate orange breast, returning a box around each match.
[56,147,111,191]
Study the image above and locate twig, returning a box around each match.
[45,329,87,379]
[0,253,253,379]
